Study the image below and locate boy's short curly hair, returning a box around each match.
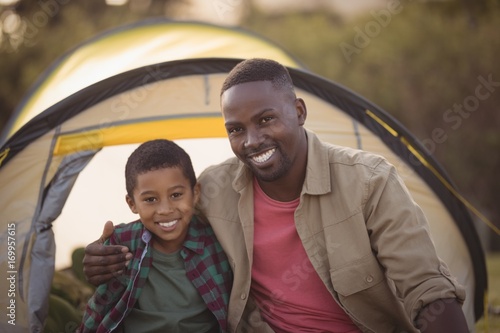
[125,139,196,197]
[220,58,295,96]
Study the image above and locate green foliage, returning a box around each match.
[44,294,82,333]
[476,253,500,332]
[45,247,95,332]
[0,0,173,122]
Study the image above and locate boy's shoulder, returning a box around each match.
[187,215,223,249]
[114,219,143,231]
[109,220,144,246]
[190,214,215,235]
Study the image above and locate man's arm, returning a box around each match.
[415,298,468,333]
[82,221,133,286]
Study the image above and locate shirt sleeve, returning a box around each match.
[363,158,466,322]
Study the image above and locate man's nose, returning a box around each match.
[244,127,263,149]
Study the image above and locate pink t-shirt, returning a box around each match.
[251,180,361,333]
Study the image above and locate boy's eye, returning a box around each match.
[171,192,183,199]
[144,197,157,203]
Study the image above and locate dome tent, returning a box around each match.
[0,19,486,332]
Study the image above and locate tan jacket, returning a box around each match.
[198,130,465,333]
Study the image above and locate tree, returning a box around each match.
[0,0,179,134]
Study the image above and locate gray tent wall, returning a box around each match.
[0,57,486,332]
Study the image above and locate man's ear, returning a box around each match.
[295,98,307,126]
[125,194,138,214]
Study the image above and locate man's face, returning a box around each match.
[221,80,306,183]
[126,167,200,254]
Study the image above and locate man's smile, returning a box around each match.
[249,148,276,164]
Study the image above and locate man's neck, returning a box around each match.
[256,177,303,202]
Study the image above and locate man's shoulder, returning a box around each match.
[200,156,240,173]
[198,156,240,184]
[322,141,388,169]
[307,129,388,169]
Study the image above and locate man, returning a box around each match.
[83,58,467,332]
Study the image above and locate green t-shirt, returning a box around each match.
[122,247,219,333]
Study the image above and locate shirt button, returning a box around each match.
[365,275,374,283]
[240,293,247,300]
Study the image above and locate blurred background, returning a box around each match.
[1,0,499,248]
[0,0,499,331]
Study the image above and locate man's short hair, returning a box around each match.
[220,58,295,96]
[125,139,197,197]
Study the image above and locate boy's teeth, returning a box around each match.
[252,148,276,163]
[159,220,177,227]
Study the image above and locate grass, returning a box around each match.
[475,253,500,333]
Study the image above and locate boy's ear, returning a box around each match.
[125,194,138,214]
[193,183,201,205]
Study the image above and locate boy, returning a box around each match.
[78,139,232,333]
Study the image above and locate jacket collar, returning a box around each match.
[302,128,332,195]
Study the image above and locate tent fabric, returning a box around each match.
[0,18,304,144]
[0,19,486,332]
[29,150,97,329]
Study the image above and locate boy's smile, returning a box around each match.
[157,220,179,230]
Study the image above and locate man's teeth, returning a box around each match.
[252,148,276,163]
[159,220,177,228]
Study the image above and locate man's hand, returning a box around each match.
[82,221,133,286]
[415,298,468,333]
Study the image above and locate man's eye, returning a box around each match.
[261,116,273,123]
[227,127,242,135]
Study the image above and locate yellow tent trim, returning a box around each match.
[54,117,227,156]
[366,110,500,236]
[483,291,490,333]
[365,110,399,137]
[0,147,9,167]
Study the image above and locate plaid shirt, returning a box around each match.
[78,215,232,333]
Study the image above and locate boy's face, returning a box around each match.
[126,166,200,254]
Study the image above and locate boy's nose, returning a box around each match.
[157,201,174,214]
